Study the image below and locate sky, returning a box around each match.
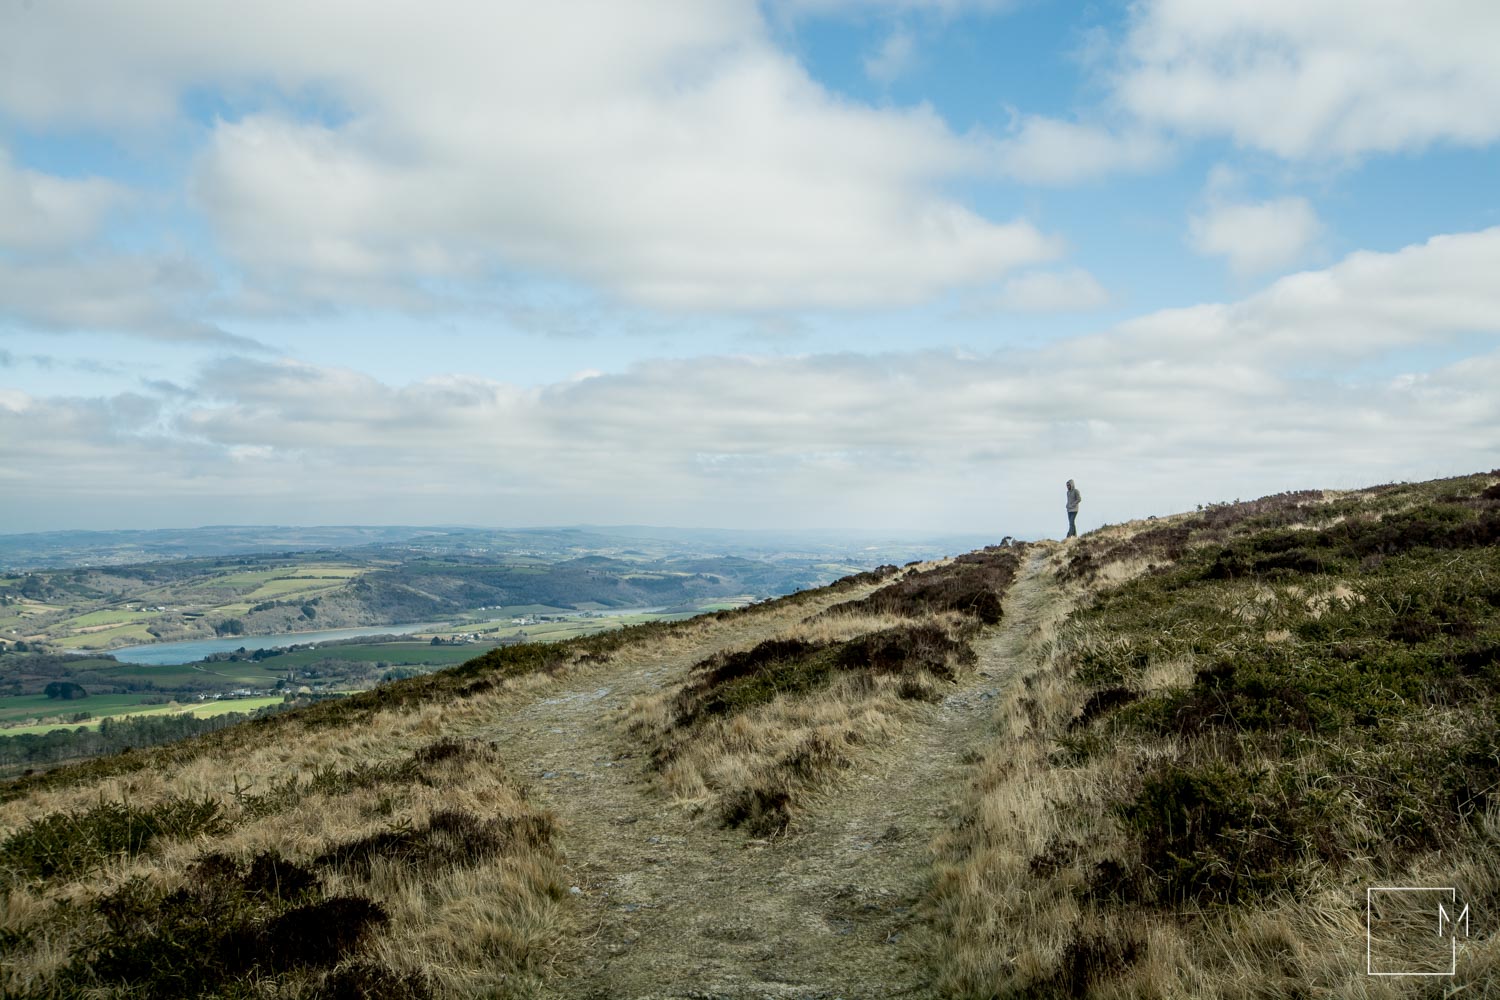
[1,0,1497,539]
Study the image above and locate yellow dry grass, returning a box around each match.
[0,574,910,997]
[930,510,1500,998]
[0,677,577,997]
[623,567,971,831]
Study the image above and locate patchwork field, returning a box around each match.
[0,697,287,737]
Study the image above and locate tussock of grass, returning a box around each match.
[1,797,226,885]
[817,547,1022,624]
[22,851,397,999]
[315,808,555,879]
[632,548,1025,836]
[0,729,566,998]
[931,471,1500,997]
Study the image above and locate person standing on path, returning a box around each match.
[1065,479,1081,538]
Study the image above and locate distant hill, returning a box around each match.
[2,470,1495,998]
[0,529,983,655]
[0,525,439,570]
[0,523,996,572]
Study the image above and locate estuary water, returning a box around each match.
[109,622,455,665]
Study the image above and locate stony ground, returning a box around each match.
[468,549,1062,999]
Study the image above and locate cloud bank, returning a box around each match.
[1,1,1061,316]
[5,228,1495,533]
[1117,0,1500,158]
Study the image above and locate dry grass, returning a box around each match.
[626,554,1021,836]
[0,726,567,998]
[930,477,1500,997]
[642,671,914,831]
[0,560,915,998]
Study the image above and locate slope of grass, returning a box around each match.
[9,477,1496,997]
[630,548,1023,836]
[0,736,567,998]
[931,471,1500,998]
[0,560,918,997]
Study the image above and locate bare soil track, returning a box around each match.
[471,551,1058,999]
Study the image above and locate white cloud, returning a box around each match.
[5,227,1497,533]
[1116,0,1500,158]
[0,1,1062,314]
[992,116,1169,184]
[1111,226,1500,362]
[989,268,1110,312]
[0,148,124,251]
[0,253,256,347]
[0,144,259,345]
[771,0,1014,14]
[1188,196,1323,276]
[865,29,916,83]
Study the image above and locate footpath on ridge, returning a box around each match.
[470,548,1062,999]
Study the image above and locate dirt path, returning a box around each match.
[470,550,1061,999]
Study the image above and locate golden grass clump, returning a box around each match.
[930,475,1500,997]
[0,733,568,999]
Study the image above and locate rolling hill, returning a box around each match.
[2,470,1497,998]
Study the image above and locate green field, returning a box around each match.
[8,601,63,616]
[0,693,158,726]
[0,695,286,737]
[62,609,157,629]
[54,623,156,649]
[98,662,212,682]
[2,601,741,741]
[239,577,348,602]
[131,661,293,686]
[268,641,503,668]
[205,568,284,588]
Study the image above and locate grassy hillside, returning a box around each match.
[933,470,1500,997]
[2,471,1497,998]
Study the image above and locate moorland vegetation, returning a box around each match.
[1,471,1497,998]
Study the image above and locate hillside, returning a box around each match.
[2,471,1498,998]
[0,546,868,656]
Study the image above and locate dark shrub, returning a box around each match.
[319,962,435,1000]
[720,784,793,837]
[671,639,838,726]
[1027,837,1081,879]
[242,850,322,901]
[1064,525,1193,581]
[1084,858,1140,903]
[836,622,975,679]
[1053,926,1143,996]
[1070,686,1140,731]
[262,896,389,970]
[315,809,553,878]
[842,564,901,586]
[86,877,260,995]
[411,736,492,766]
[817,548,1020,624]
[1117,761,1300,904]
[1197,489,1326,531]
[1,797,226,883]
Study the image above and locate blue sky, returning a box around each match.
[1,0,1497,537]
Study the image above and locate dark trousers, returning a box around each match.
[1066,510,1077,538]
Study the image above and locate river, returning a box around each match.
[109,622,457,665]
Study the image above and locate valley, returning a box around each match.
[2,472,1497,997]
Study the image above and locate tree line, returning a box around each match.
[0,703,294,770]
